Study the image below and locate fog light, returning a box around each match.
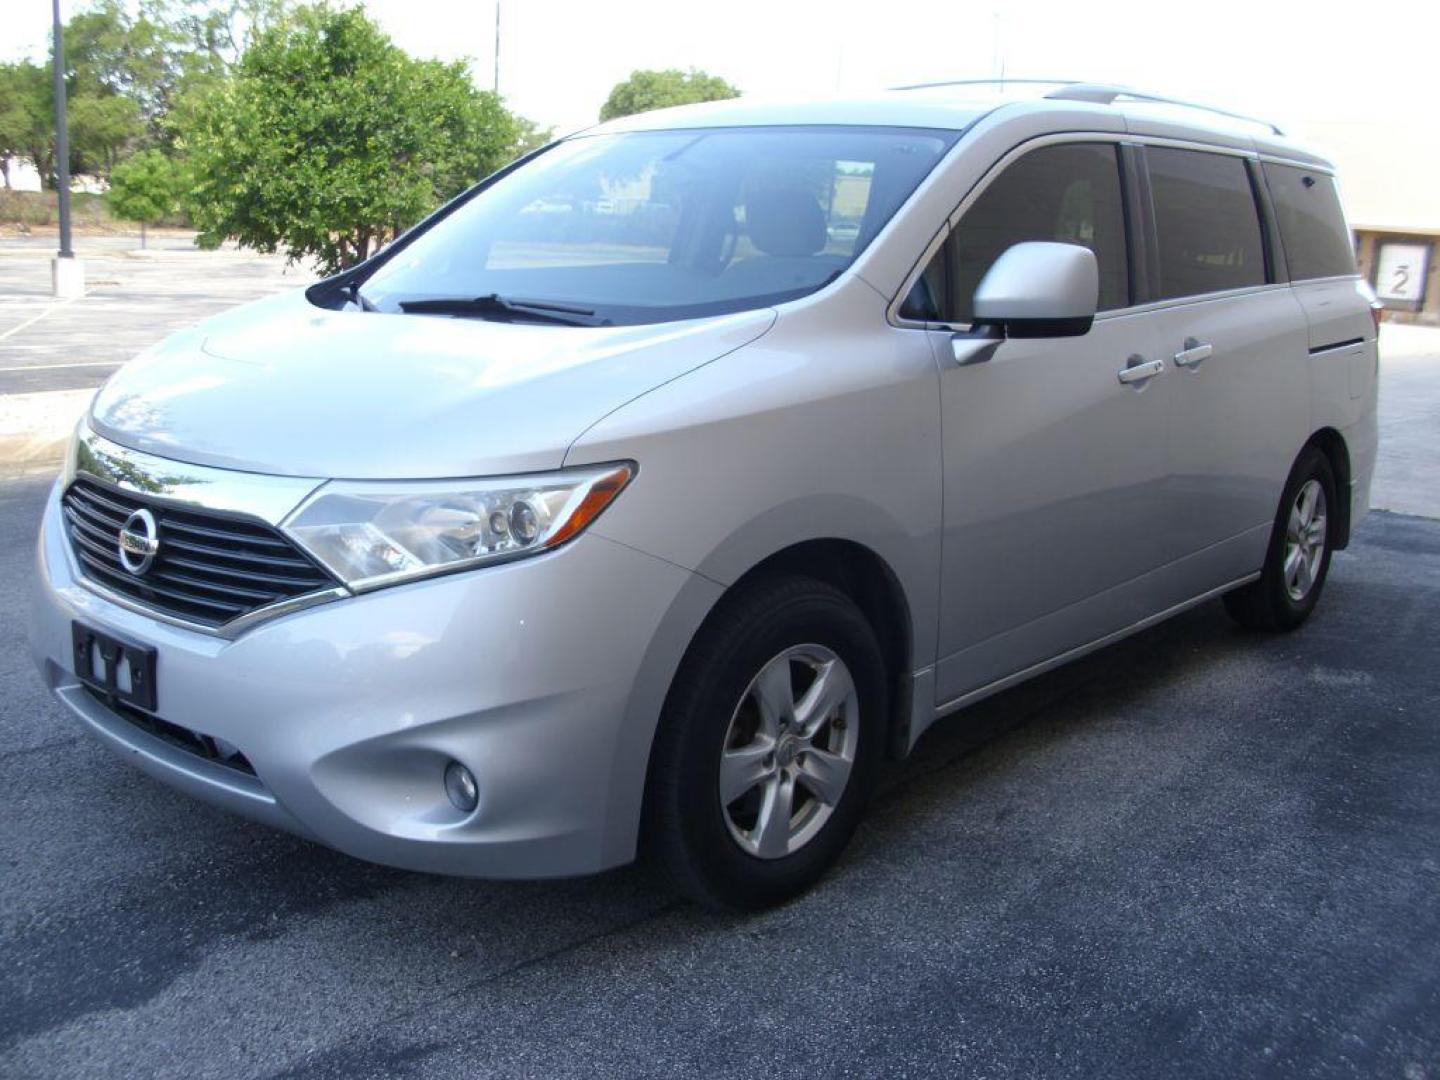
[444,760,479,813]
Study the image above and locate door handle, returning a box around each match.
[1117,356,1165,385]
[1173,338,1214,368]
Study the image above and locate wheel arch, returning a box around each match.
[728,539,915,752]
[1306,427,1353,549]
[629,536,917,869]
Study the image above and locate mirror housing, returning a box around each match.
[971,241,1099,338]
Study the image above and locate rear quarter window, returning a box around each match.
[1147,147,1266,300]
[1262,163,1356,281]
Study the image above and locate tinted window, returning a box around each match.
[1263,163,1355,281]
[901,143,1128,323]
[1147,148,1265,299]
[362,126,954,326]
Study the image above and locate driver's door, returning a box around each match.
[906,141,1174,705]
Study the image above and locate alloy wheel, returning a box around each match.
[718,644,860,859]
[1284,478,1327,602]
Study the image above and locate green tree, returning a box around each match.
[0,61,52,188]
[176,5,519,273]
[598,68,739,122]
[511,115,555,160]
[69,93,145,178]
[107,148,183,246]
[58,0,177,174]
[149,0,293,76]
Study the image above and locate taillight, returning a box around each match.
[1370,300,1384,333]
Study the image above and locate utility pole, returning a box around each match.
[51,0,84,297]
[493,1,500,95]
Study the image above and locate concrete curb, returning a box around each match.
[0,388,92,467]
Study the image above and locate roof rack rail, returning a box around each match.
[888,78,1285,137]
[890,78,1087,92]
[1044,83,1285,136]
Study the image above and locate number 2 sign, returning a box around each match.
[1375,241,1430,307]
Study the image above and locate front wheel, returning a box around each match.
[1224,445,1337,632]
[644,576,887,911]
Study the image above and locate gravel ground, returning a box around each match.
[2,467,1437,1078]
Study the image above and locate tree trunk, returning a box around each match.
[0,158,10,189]
[140,221,147,249]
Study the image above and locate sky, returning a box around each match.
[5,0,1439,222]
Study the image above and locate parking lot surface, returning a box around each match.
[2,239,1438,1076]
[0,236,307,395]
[2,465,1437,1077]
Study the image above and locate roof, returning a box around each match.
[581,80,1332,168]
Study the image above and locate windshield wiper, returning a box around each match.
[397,294,607,326]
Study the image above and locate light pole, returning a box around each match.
[493,0,500,95]
[51,0,84,297]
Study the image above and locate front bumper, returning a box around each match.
[31,480,721,878]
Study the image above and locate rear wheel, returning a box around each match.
[1223,446,1337,632]
[645,576,887,911]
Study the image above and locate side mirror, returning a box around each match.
[971,241,1099,339]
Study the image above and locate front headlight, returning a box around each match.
[283,462,634,591]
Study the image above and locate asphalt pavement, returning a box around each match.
[2,466,1438,1078]
[0,235,307,395]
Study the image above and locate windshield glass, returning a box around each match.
[360,125,956,325]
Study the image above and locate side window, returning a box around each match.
[899,239,947,321]
[1147,148,1266,299]
[1262,163,1356,281]
[901,143,1129,324]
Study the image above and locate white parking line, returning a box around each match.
[0,297,80,342]
[0,359,123,371]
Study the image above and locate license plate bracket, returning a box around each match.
[71,622,157,712]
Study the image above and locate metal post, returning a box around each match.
[49,0,82,295]
[52,0,73,259]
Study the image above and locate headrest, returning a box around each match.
[745,188,827,257]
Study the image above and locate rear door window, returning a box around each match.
[900,142,1129,323]
[1262,163,1356,281]
[1147,148,1266,300]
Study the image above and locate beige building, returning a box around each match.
[1302,120,1440,324]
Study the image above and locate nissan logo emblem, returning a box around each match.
[117,508,160,575]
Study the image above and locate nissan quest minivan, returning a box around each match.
[30,82,1379,910]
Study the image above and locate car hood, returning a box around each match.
[90,289,776,478]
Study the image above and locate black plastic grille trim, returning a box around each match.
[62,478,338,628]
[84,686,258,776]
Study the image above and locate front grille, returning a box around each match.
[83,686,257,775]
[62,478,338,628]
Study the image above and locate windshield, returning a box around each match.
[359,125,956,325]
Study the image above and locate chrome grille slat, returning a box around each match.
[160,553,322,590]
[62,478,337,628]
[146,566,281,604]
[66,494,127,532]
[159,533,316,571]
[68,484,136,520]
[75,549,249,618]
[160,517,293,550]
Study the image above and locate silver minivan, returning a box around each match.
[30,82,1379,909]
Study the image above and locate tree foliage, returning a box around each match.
[599,68,739,122]
[0,61,52,188]
[108,148,183,224]
[176,5,518,273]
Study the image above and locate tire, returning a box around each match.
[644,575,887,911]
[1223,445,1337,632]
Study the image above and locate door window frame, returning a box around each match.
[1133,142,1280,302]
[888,131,1304,332]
